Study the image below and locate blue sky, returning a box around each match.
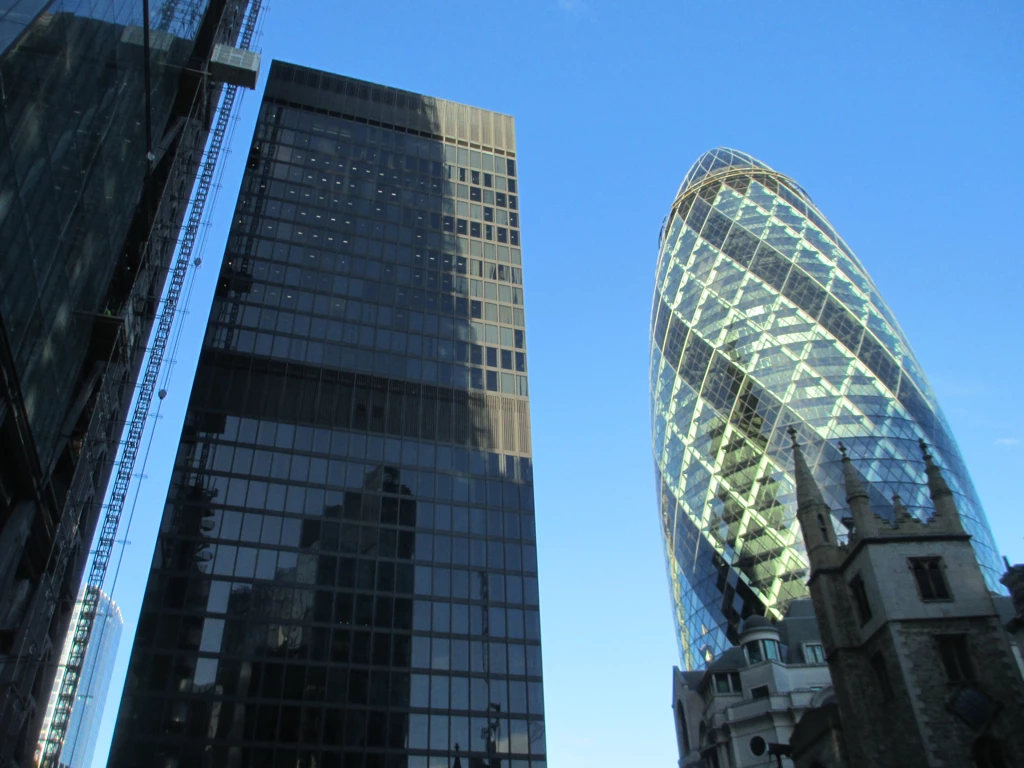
[87,2,1024,766]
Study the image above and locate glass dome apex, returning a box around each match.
[678,147,808,201]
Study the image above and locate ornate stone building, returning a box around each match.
[787,432,1024,768]
[673,600,832,768]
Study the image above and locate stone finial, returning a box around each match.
[1001,559,1024,622]
[891,492,920,530]
[920,441,965,534]
[789,428,837,568]
[839,443,877,539]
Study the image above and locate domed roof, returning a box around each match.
[680,147,773,192]
[739,615,776,634]
[676,147,812,204]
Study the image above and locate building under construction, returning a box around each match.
[0,1,259,764]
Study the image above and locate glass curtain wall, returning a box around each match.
[650,148,1001,670]
[108,62,547,768]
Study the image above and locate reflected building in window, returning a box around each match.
[650,148,1002,670]
[37,591,123,768]
[107,62,547,768]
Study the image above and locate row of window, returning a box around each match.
[192,598,542,651]
[187,463,534,515]
[235,226,522,274]
[144,630,542,686]
[253,175,523,232]
[225,313,527,363]
[191,481,534,534]
[191,536,539,581]
[269,145,520,198]
[256,171,521,242]
[232,259,525,311]
[236,241,524,287]
[149,610,543,675]
[247,177,519,266]
[260,106,517,179]
[201,441,530,480]
[213,335,531,396]
[232,277,526,329]
[209,418,532,480]
[269,157,520,212]
[193,510,538,567]
[140,698,544,760]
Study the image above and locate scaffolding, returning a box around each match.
[37,1,263,764]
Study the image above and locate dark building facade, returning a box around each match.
[0,1,253,764]
[108,62,547,768]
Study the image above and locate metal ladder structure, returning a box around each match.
[38,2,263,763]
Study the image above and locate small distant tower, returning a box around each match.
[789,430,1024,768]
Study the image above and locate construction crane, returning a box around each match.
[38,2,264,764]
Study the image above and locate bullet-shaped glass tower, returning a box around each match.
[650,148,1001,669]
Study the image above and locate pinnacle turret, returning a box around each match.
[920,441,964,533]
[839,442,877,539]
[789,427,838,570]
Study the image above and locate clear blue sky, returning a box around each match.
[89,2,1024,765]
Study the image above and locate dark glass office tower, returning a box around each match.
[0,2,253,763]
[109,62,546,768]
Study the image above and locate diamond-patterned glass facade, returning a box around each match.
[650,147,1002,670]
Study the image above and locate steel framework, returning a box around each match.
[38,2,263,763]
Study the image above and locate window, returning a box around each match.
[711,672,742,695]
[743,638,782,664]
[749,736,767,757]
[804,643,826,664]
[870,652,893,701]
[910,557,951,601]
[849,574,872,625]
[745,641,763,664]
[730,672,741,694]
[936,635,974,682]
[750,685,770,700]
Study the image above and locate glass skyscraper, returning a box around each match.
[38,591,123,768]
[108,62,546,768]
[650,148,1001,670]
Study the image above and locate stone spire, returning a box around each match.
[920,440,964,534]
[839,442,877,539]
[789,427,838,570]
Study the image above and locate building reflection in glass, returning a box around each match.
[108,63,546,768]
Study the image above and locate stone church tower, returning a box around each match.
[789,429,1024,768]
